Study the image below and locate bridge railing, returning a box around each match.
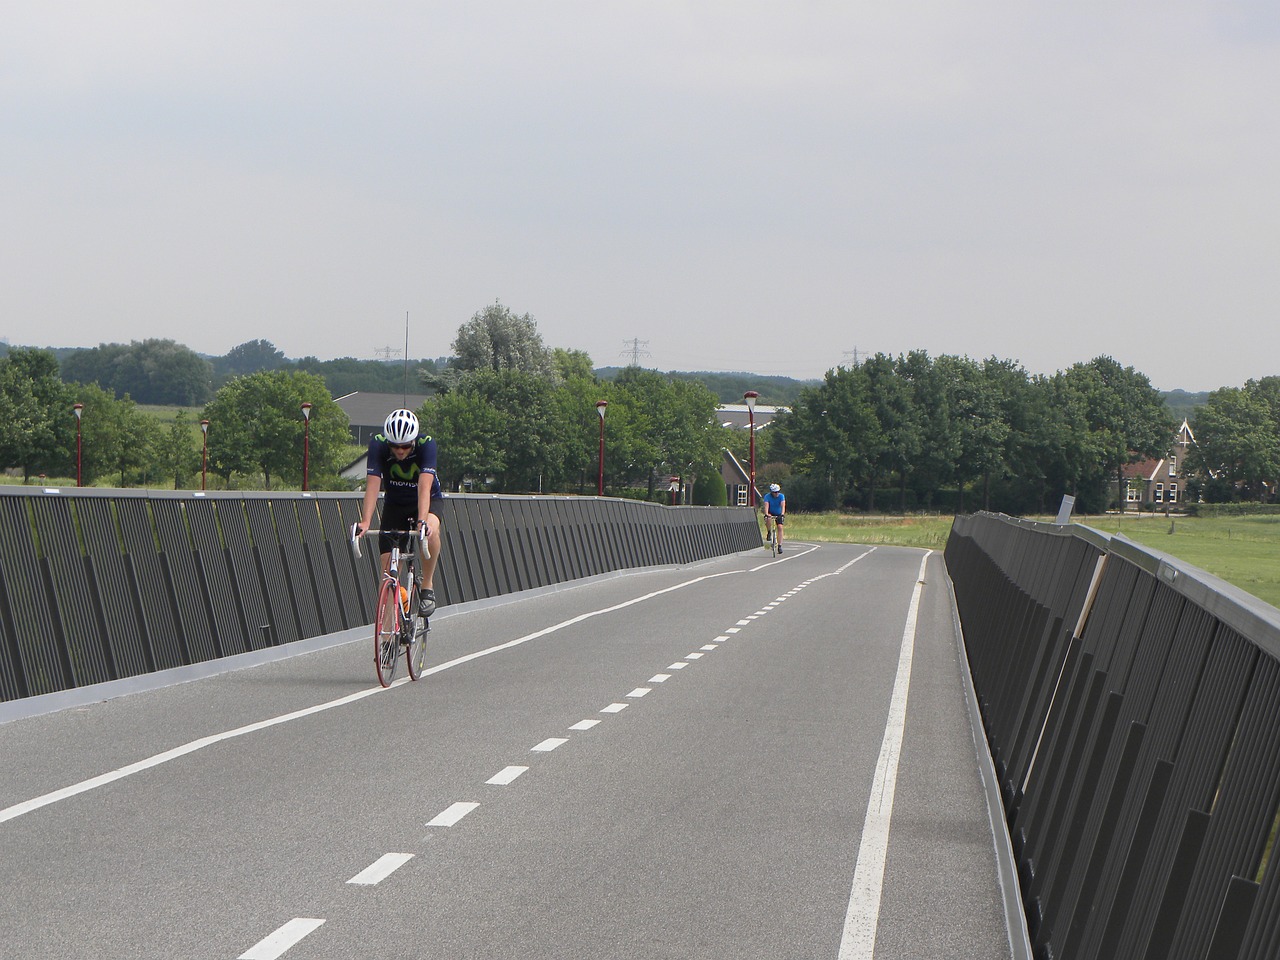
[946,512,1280,960]
[0,487,759,703]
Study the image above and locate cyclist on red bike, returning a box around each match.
[354,408,443,617]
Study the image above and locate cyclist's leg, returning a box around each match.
[776,515,785,550]
[417,502,443,617]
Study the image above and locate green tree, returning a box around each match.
[421,390,509,490]
[1056,356,1175,512]
[202,371,350,489]
[1193,387,1280,502]
[164,411,203,489]
[77,386,164,487]
[61,339,214,405]
[218,339,287,378]
[452,301,558,379]
[0,348,76,480]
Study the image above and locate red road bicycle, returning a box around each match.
[352,525,431,687]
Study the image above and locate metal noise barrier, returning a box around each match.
[946,512,1280,960]
[0,488,760,704]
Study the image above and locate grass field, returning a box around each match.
[783,510,1280,611]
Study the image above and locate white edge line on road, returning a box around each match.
[239,918,325,960]
[347,852,414,885]
[426,801,479,827]
[0,568,744,826]
[837,550,930,960]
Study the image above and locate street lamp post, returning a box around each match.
[300,402,312,491]
[743,391,758,506]
[200,419,210,491]
[596,401,608,496]
[73,403,84,487]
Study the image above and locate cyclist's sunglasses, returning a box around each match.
[389,442,413,451]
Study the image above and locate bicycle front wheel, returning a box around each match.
[406,613,429,681]
[373,580,401,687]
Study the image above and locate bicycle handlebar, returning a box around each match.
[349,523,430,561]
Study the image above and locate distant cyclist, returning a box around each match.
[354,408,443,617]
[761,482,786,554]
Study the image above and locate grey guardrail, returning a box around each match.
[946,512,1280,960]
[0,487,760,704]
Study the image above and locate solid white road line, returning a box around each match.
[531,738,568,752]
[486,766,529,785]
[347,853,414,885]
[837,551,931,960]
[239,918,325,960]
[426,802,479,827]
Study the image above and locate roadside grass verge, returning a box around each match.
[784,510,1280,611]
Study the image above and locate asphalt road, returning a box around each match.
[0,542,1014,960]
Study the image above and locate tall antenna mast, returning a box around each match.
[403,311,410,406]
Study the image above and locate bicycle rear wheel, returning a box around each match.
[373,580,401,687]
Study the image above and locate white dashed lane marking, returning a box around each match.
[601,703,628,714]
[570,719,601,730]
[667,662,688,670]
[239,918,325,960]
[347,853,414,886]
[486,766,528,785]
[649,674,671,683]
[627,688,651,698]
[685,652,704,660]
[426,802,479,827]
[532,738,568,752]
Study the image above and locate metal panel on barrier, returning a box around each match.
[185,497,249,656]
[272,499,323,641]
[501,499,531,589]
[76,498,150,680]
[30,496,112,688]
[217,500,273,650]
[0,497,66,698]
[318,498,367,629]
[116,498,185,671]
[244,499,298,645]
[151,499,219,662]
[296,498,344,635]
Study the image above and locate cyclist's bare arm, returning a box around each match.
[356,474,382,538]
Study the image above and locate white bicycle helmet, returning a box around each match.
[769,483,780,493]
[383,408,420,445]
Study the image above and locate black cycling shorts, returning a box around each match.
[767,513,785,525]
[379,498,443,555]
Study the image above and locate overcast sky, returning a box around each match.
[3,4,1277,392]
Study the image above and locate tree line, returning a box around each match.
[3,302,1276,511]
